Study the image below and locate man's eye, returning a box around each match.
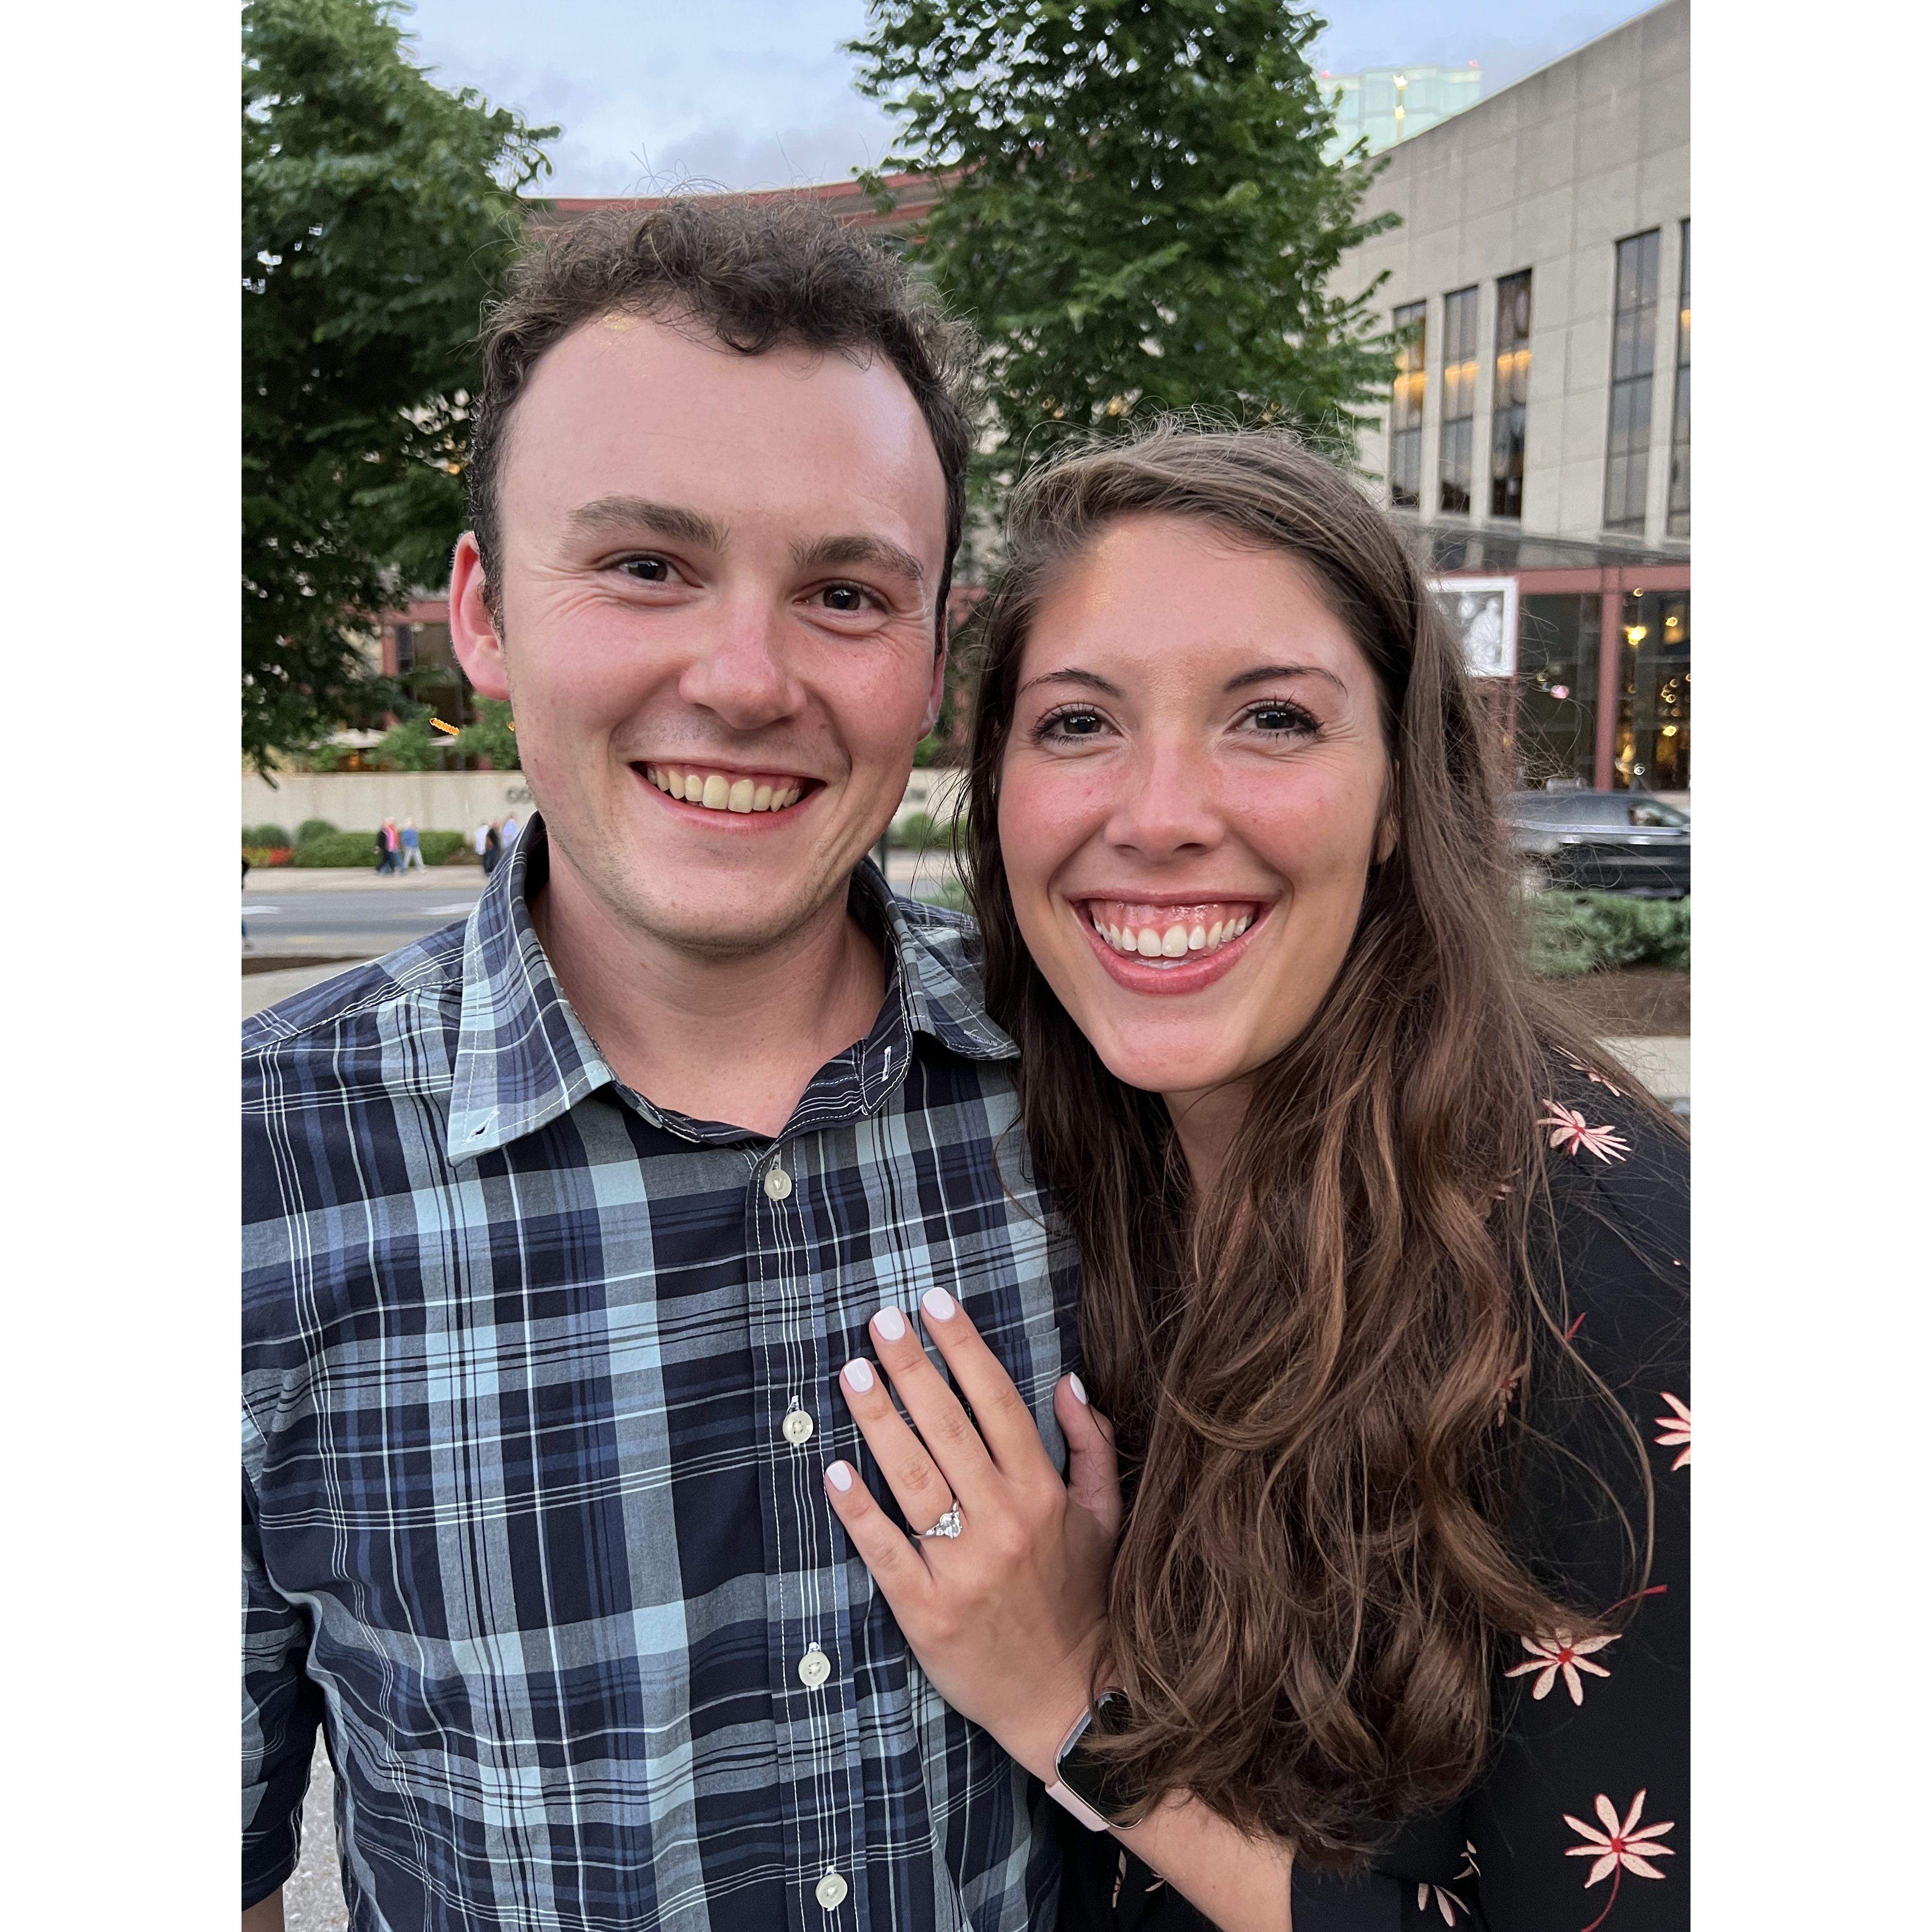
[817,584,869,613]
[619,555,675,584]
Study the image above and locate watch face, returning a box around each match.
[1059,1692,1140,1825]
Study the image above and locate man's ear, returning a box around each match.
[448,533,511,701]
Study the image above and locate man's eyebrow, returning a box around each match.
[564,496,730,550]
[1016,667,1126,699]
[1224,663,1350,696]
[792,532,927,586]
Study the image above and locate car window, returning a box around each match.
[1629,801,1689,828]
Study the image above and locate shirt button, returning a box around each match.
[763,1163,793,1201]
[815,1871,849,1911]
[797,1644,832,1690]
[782,1407,815,1447]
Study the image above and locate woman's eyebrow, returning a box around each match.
[1224,663,1349,695]
[1016,667,1126,699]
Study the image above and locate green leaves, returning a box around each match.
[848,0,1398,491]
[242,0,553,770]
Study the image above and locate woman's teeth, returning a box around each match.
[644,765,805,813]
[1087,905,1255,960]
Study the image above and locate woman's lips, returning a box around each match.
[1070,897,1272,995]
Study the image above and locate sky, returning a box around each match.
[397,0,1663,198]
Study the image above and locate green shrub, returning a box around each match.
[242,845,292,867]
[296,818,338,844]
[288,829,474,868]
[890,809,966,852]
[290,831,388,867]
[1528,893,1690,978]
[244,823,291,849]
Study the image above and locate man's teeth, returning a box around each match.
[1091,910,1254,959]
[643,765,805,813]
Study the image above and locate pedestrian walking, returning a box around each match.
[378,818,400,875]
[373,827,391,874]
[481,821,502,876]
[501,813,520,848]
[472,821,490,865]
[242,852,251,947]
[400,819,425,871]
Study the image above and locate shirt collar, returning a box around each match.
[446,816,1015,1162]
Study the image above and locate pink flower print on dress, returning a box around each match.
[1540,1101,1631,1163]
[1561,1049,1623,1098]
[1506,1631,1619,1704]
[1416,1844,1480,1924]
[1564,1790,1675,1932]
[1653,1393,1690,1470]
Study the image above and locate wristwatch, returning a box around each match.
[1045,1689,1138,1832]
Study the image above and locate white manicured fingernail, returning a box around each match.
[843,1358,874,1392]
[1069,1374,1089,1406]
[921,1287,956,1322]
[873,1306,907,1342]
[826,1461,854,1492]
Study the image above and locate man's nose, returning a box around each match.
[675,595,806,730]
[1103,738,1226,861]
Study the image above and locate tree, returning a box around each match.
[849,0,1398,506]
[243,0,553,771]
[452,697,520,770]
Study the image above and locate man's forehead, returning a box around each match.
[503,313,946,557]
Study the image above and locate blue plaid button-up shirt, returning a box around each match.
[243,822,1078,1931]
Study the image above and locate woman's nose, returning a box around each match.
[1101,741,1226,861]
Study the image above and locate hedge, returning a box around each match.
[1528,893,1690,978]
[288,830,475,868]
[244,823,292,849]
[296,818,338,844]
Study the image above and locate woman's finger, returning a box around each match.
[914,1287,1056,1477]
[1055,1375,1123,1541]
[864,1304,1000,1504]
[838,1355,962,1535]
[822,1460,934,1610]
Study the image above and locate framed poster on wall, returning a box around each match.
[1429,576,1518,680]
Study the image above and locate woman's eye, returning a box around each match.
[1037,707,1110,743]
[1242,702,1320,737]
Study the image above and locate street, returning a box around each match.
[243,868,485,958]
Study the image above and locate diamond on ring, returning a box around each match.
[920,1502,964,1540]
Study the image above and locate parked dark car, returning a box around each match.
[1504,788,1690,897]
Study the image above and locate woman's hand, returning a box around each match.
[825,1286,1122,1782]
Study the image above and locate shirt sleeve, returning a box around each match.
[1412,1084,1691,1931]
[242,1466,325,1908]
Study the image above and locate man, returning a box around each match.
[398,816,424,870]
[501,809,520,847]
[242,201,1075,1931]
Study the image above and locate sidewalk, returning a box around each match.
[246,861,484,894]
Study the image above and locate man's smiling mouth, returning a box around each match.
[640,763,815,814]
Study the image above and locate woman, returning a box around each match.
[821,426,1688,1930]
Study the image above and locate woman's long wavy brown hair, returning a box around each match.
[961,424,1676,1871]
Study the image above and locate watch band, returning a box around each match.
[1046,1689,1137,1832]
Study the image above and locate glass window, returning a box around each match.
[1613,587,1690,790]
[1438,287,1478,515]
[1390,300,1426,508]
[1515,593,1600,788]
[394,625,415,673]
[1489,271,1532,520]
[1667,222,1690,538]
[1603,230,1660,533]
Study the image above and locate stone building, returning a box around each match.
[1329,0,1691,796]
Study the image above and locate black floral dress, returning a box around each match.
[1055,1074,1690,1932]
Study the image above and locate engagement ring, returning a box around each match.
[920,1501,964,1540]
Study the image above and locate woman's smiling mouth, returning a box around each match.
[1071,897,1274,993]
